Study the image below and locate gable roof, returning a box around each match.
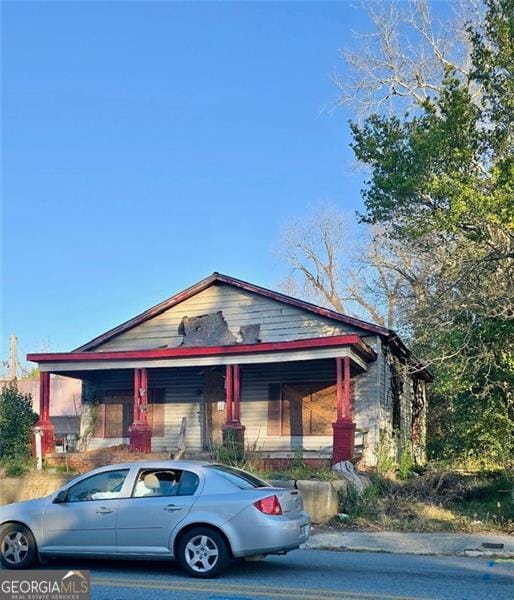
[74,272,391,353]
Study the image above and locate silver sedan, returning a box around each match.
[0,461,310,577]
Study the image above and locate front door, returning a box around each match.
[203,368,225,450]
[41,468,130,555]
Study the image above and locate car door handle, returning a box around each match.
[164,504,182,512]
[96,507,113,515]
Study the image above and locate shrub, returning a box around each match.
[213,431,246,468]
[0,381,38,465]
[375,430,397,475]
[4,456,31,477]
[398,440,415,480]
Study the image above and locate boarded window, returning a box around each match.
[93,404,105,437]
[268,382,336,436]
[148,388,166,437]
[95,391,132,438]
[105,403,123,437]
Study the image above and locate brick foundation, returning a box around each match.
[128,423,152,453]
[251,457,332,471]
[45,445,169,473]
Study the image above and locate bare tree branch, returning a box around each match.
[334,0,484,117]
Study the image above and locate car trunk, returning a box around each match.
[263,487,304,516]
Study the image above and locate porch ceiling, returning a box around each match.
[28,334,375,374]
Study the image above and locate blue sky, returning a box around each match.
[2,1,376,364]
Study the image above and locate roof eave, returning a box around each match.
[29,334,377,365]
[73,272,391,352]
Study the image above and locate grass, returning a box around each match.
[332,469,514,534]
[257,465,339,482]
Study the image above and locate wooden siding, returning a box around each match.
[83,354,382,457]
[95,283,358,351]
[378,341,423,463]
[240,360,376,452]
[84,368,203,453]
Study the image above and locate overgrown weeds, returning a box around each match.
[340,469,513,534]
[256,448,339,482]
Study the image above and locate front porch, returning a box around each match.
[28,335,376,465]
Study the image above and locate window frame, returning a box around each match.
[130,468,200,499]
[207,465,269,489]
[63,468,131,503]
[268,381,338,437]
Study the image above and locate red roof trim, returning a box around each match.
[29,334,376,364]
[73,272,390,352]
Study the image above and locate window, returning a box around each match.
[132,469,199,498]
[66,469,129,502]
[208,465,268,490]
[267,382,337,436]
[93,392,132,438]
[93,389,165,438]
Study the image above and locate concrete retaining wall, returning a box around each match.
[269,479,347,523]
[0,474,76,506]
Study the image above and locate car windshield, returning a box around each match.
[207,465,269,490]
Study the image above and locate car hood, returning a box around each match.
[0,496,49,518]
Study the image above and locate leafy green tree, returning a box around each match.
[0,381,38,463]
[350,0,514,466]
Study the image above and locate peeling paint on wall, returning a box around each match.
[239,323,261,344]
[178,311,262,347]
[179,311,237,346]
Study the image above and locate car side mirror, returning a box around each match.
[53,490,68,504]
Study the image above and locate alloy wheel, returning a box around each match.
[1,531,29,566]
[184,534,219,573]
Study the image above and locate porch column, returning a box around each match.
[332,356,356,464]
[225,364,233,424]
[32,371,55,459]
[140,367,149,425]
[232,364,241,424]
[222,364,245,452]
[129,367,152,453]
[132,367,141,423]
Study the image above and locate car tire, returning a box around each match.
[0,523,38,570]
[177,527,230,578]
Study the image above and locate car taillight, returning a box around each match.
[254,495,282,515]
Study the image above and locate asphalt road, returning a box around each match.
[22,549,514,600]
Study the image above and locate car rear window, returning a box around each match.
[207,465,269,489]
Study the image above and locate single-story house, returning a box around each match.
[27,273,431,466]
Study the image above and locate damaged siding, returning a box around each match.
[94,284,357,351]
[378,343,426,463]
